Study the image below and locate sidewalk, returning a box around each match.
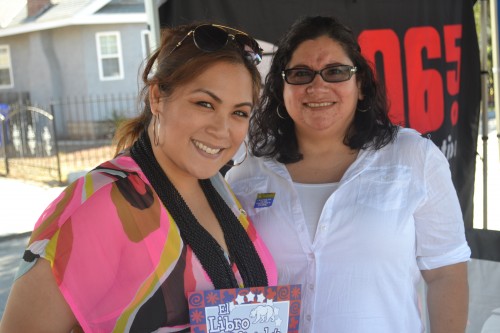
[0,177,65,238]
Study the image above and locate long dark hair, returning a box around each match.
[250,16,398,163]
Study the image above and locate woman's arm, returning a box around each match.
[0,259,77,333]
[421,261,469,333]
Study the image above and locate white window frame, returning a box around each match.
[95,31,124,81]
[141,30,152,60]
[0,45,14,89]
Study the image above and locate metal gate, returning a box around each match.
[0,104,61,184]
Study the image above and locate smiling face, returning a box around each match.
[149,61,253,181]
[283,35,363,140]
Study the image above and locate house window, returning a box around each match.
[0,45,14,88]
[96,32,124,80]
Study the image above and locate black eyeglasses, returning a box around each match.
[167,24,263,65]
[282,65,357,85]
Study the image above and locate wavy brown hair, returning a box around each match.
[113,23,262,155]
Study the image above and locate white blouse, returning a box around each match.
[227,128,471,333]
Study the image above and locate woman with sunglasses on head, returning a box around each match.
[226,16,470,333]
[0,23,276,333]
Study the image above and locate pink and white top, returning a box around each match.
[17,154,277,332]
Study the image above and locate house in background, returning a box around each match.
[0,0,149,137]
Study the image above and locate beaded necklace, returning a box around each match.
[130,132,268,289]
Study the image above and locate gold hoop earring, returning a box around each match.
[227,141,248,167]
[153,114,160,146]
[276,106,287,119]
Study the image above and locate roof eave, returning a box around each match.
[0,13,147,37]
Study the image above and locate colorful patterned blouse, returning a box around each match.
[16,154,277,332]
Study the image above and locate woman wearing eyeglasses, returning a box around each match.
[0,23,276,333]
[226,16,470,333]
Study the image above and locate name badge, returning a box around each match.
[254,193,276,208]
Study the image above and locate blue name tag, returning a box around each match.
[254,193,275,208]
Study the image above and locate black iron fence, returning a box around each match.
[0,93,138,185]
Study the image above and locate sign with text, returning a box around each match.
[188,285,301,333]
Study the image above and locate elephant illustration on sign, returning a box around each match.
[250,305,279,323]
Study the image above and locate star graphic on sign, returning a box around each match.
[266,299,274,306]
[206,291,219,304]
[235,294,246,305]
[246,291,255,302]
[291,286,301,299]
[257,293,266,303]
[190,309,205,323]
[275,318,282,327]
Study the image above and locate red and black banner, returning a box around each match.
[160,0,481,229]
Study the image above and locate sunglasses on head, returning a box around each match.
[282,65,358,85]
[167,24,263,65]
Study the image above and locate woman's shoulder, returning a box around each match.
[385,127,434,153]
[378,127,447,168]
[225,154,277,182]
[26,155,150,263]
[394,127,426,143]
[46,155,147,221]
[77,154,145,192]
